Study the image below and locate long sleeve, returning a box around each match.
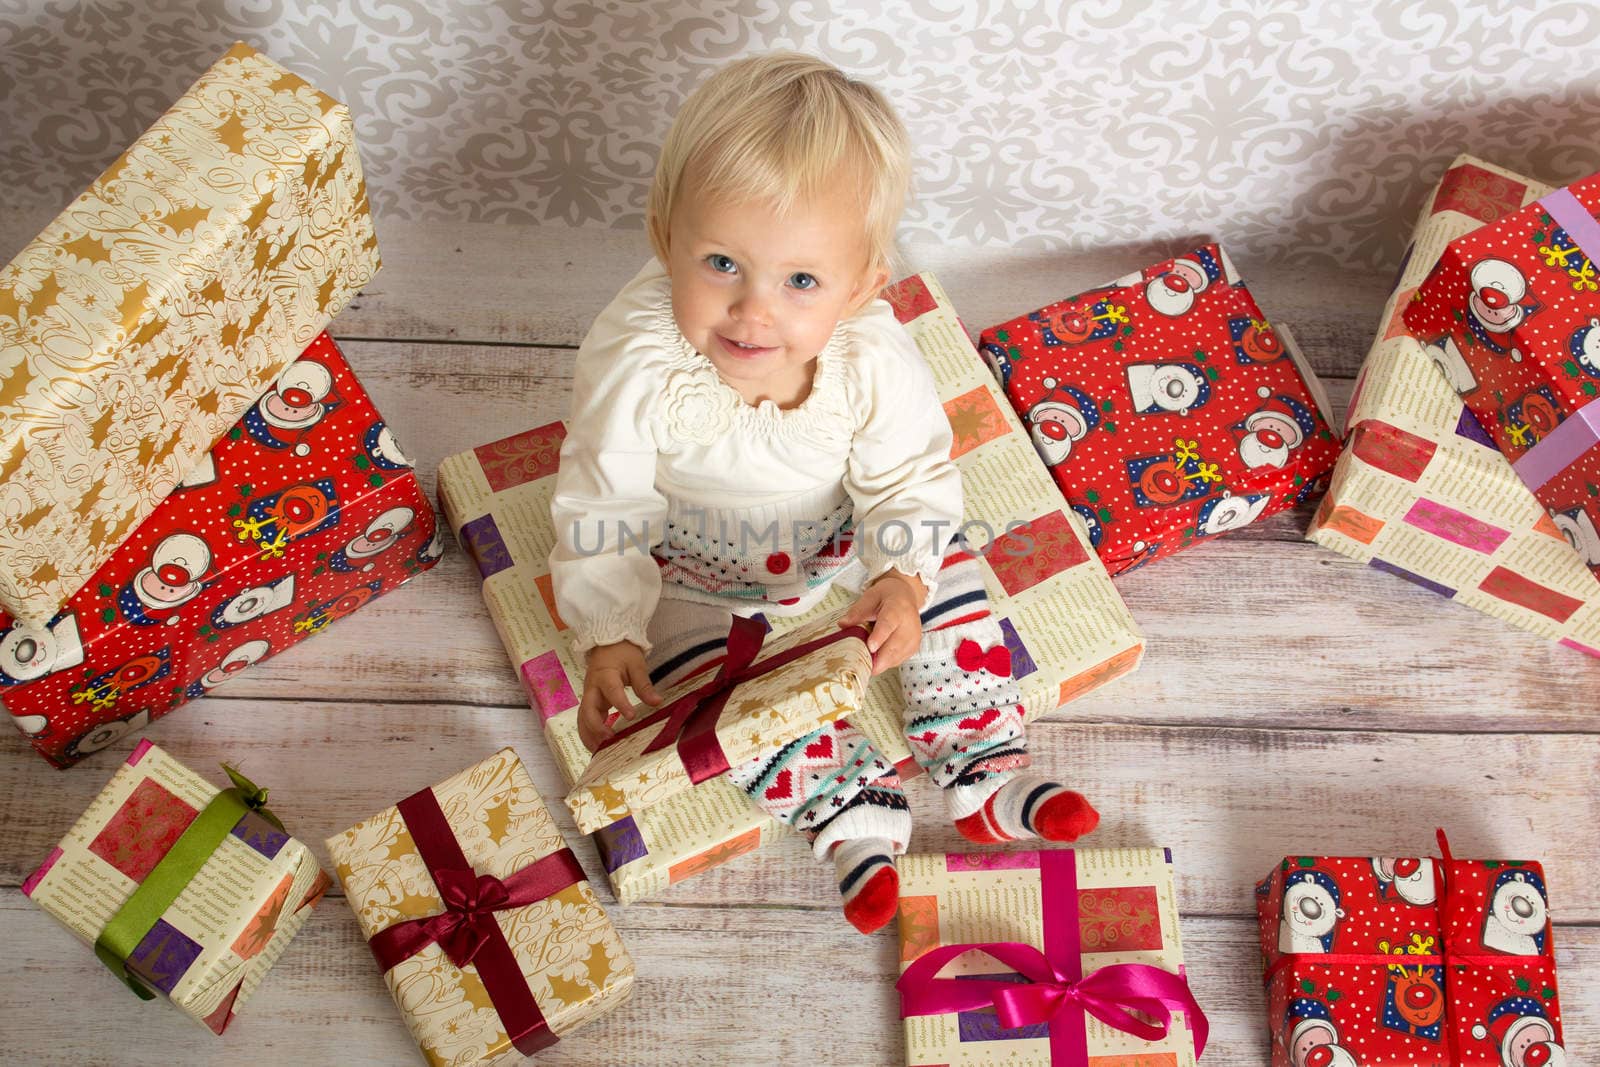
[549,262,672,655]
[842,302,964,601]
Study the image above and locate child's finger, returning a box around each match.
[627,660,663,706]
[600,674,637,721]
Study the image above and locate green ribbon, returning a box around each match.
[94,765,281,1000]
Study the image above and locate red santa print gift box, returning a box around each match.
[1402,173,1600,586]
[1256,833,1566,1066]
[0,333,445,767]
[979,245,1342,574]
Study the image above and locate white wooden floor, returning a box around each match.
[2,211,1597,1066]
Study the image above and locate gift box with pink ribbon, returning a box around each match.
[895,847,1207,1066]
[564,611,871,835]
[327,748,633,1066]
[1256,831,1567,1066]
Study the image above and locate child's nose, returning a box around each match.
[731,289,774,326]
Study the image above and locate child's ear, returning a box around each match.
[849,265,892,315]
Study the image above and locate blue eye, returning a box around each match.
[707,254,737,274]
[789,272,818,291]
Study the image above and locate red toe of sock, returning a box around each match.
[953,807,1010,845]
[1033,791,1100,843]
[842,865,900,935]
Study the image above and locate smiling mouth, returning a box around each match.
[718,334,775,358]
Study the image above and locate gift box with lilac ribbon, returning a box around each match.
[327,748,633,1066]
[895,847,1206,1066]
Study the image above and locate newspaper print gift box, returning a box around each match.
[0,41,380,626]
[0,332,444,767]
[896,848,1203,1066]
[978,244,1341,574]
[436,271,1143,903]
[1402,173,1600,587]
[23,740,329,1033]
[1307,155,1600,656]
[1256,840,1566,1066]
[565,612,870,835]
[327,748,634,1067]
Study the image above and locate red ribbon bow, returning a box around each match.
[955,639,1011,677]
[418,868,514,968]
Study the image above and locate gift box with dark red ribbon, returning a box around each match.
[0,332,444,766]
[1402,174,1600,586]
[978,245,1342,574]
[1256,833,1567,1065]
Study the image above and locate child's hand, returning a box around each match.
[840,569,927,674]
[578,641,663,752]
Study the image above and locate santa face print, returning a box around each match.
[0,614,84,685]
[260,359,335,432]
[1467,259,1529,334]
[1553,508,1600,566]
[198,640,271,690]
[1280,874,1342,952]
[1483,873,1547,954]
[1144,257,1212,317]
[366,422,413,470]
[1027,379,1098,466]
[1371,856,1437,906]
[133,533,212,612]
[1197,493,1270,536]
[1126,362,1210,415]
[1505,1020,1564,1067]
[343,507,415,564]
[1290,1021,1359,1067]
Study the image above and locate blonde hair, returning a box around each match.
[646,51,910,278]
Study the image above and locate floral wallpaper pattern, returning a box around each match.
[5,0,1600,268]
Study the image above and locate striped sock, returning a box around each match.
[831,837,899,934]
[954,775,1099,844]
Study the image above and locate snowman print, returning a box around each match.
[1235,388,1317,470]
[363,421,414,471]
[244,358,337,455]
[1125,362,1211,416]
[211,576,297,631]
[330,507,415,573]
[1425,336,1479,394]
[1196,493,1270,537]
[1569,318,1600,379]
[0,614,85,687]
[194,640,271,691]
[416,526,446,566]
[1472,996,1566,1066]
[1482,869,1548,955]
[118,533,213,626]
[62,709,151,763]
[1025,378,1099,465]
[1551,507,1600,567]
[1279,870,1344,954]
[1370,857,1437,906]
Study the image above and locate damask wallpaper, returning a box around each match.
[4,0,1600,268]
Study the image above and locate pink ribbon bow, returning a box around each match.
[954,639,1012,677]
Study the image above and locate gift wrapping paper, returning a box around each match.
[1307,155,1600,655]
[22,739,328,1032]
[0,332,445,767]
[1256,841,1566,1066]
[327,748,634,1067]
[978,244,1342,575]
[896,847,1198,1066]
[1403,171,1600,588]
[566,611,870,834]
[437,270,1143,902]
[0,40,381,626]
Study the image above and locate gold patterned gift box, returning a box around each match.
[566,611,871,834]
[0,41,380,626]
[436,270,1144,903]
[896,848,1205,1067]
[327,748,634,1066]
[1307,155,1600,654]
[22,739,330,1034]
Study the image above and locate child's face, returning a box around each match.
[667,177,887,402]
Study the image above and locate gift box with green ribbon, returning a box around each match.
[23,739,329,1033]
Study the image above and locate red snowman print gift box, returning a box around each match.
[1256,834,1567,1066]
[979,245,1341,574]
[0,333,444,767]
[1402,173,1600,587]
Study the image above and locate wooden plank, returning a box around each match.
[1,898,1592,1067]
[5,709,1597,923]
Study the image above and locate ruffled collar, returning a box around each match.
[651,296,854,445]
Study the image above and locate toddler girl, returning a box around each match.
[550,52,1097,934]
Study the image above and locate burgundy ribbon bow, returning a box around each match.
[598,615,870,784]
[954,639,1012,677]
[364,784,587,1056]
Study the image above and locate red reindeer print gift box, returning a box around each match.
[979,245,1341,574]
[0,333,444,767]
[1402,173,1600,587]
[1256,834,1566,1066]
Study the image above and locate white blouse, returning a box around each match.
[549,259,962,655]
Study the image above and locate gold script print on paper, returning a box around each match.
[0,41,379,625]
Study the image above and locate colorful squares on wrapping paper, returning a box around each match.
[668,826,764,884]
[1431,161,1531,221]
[996,618,1036,680]
[89,777,197,881]
[126,919,206,995]
[232,873,296,961]
[1058,644,1143,708]
[1349,421,1436,483]
[944,386,1011,459]
[1454,407,1499,450]
[1314,495,1384,546]
[474,422,566,491]
[1370,559,1458,601]
[1402,499,1511,554]
[534,573,568,630]
[1478,567,1585,623]
[460,512,514,579]
[594,816,649,874]
[985,510,1089,597]
[883,275,939,324]
[521,650,578,720]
